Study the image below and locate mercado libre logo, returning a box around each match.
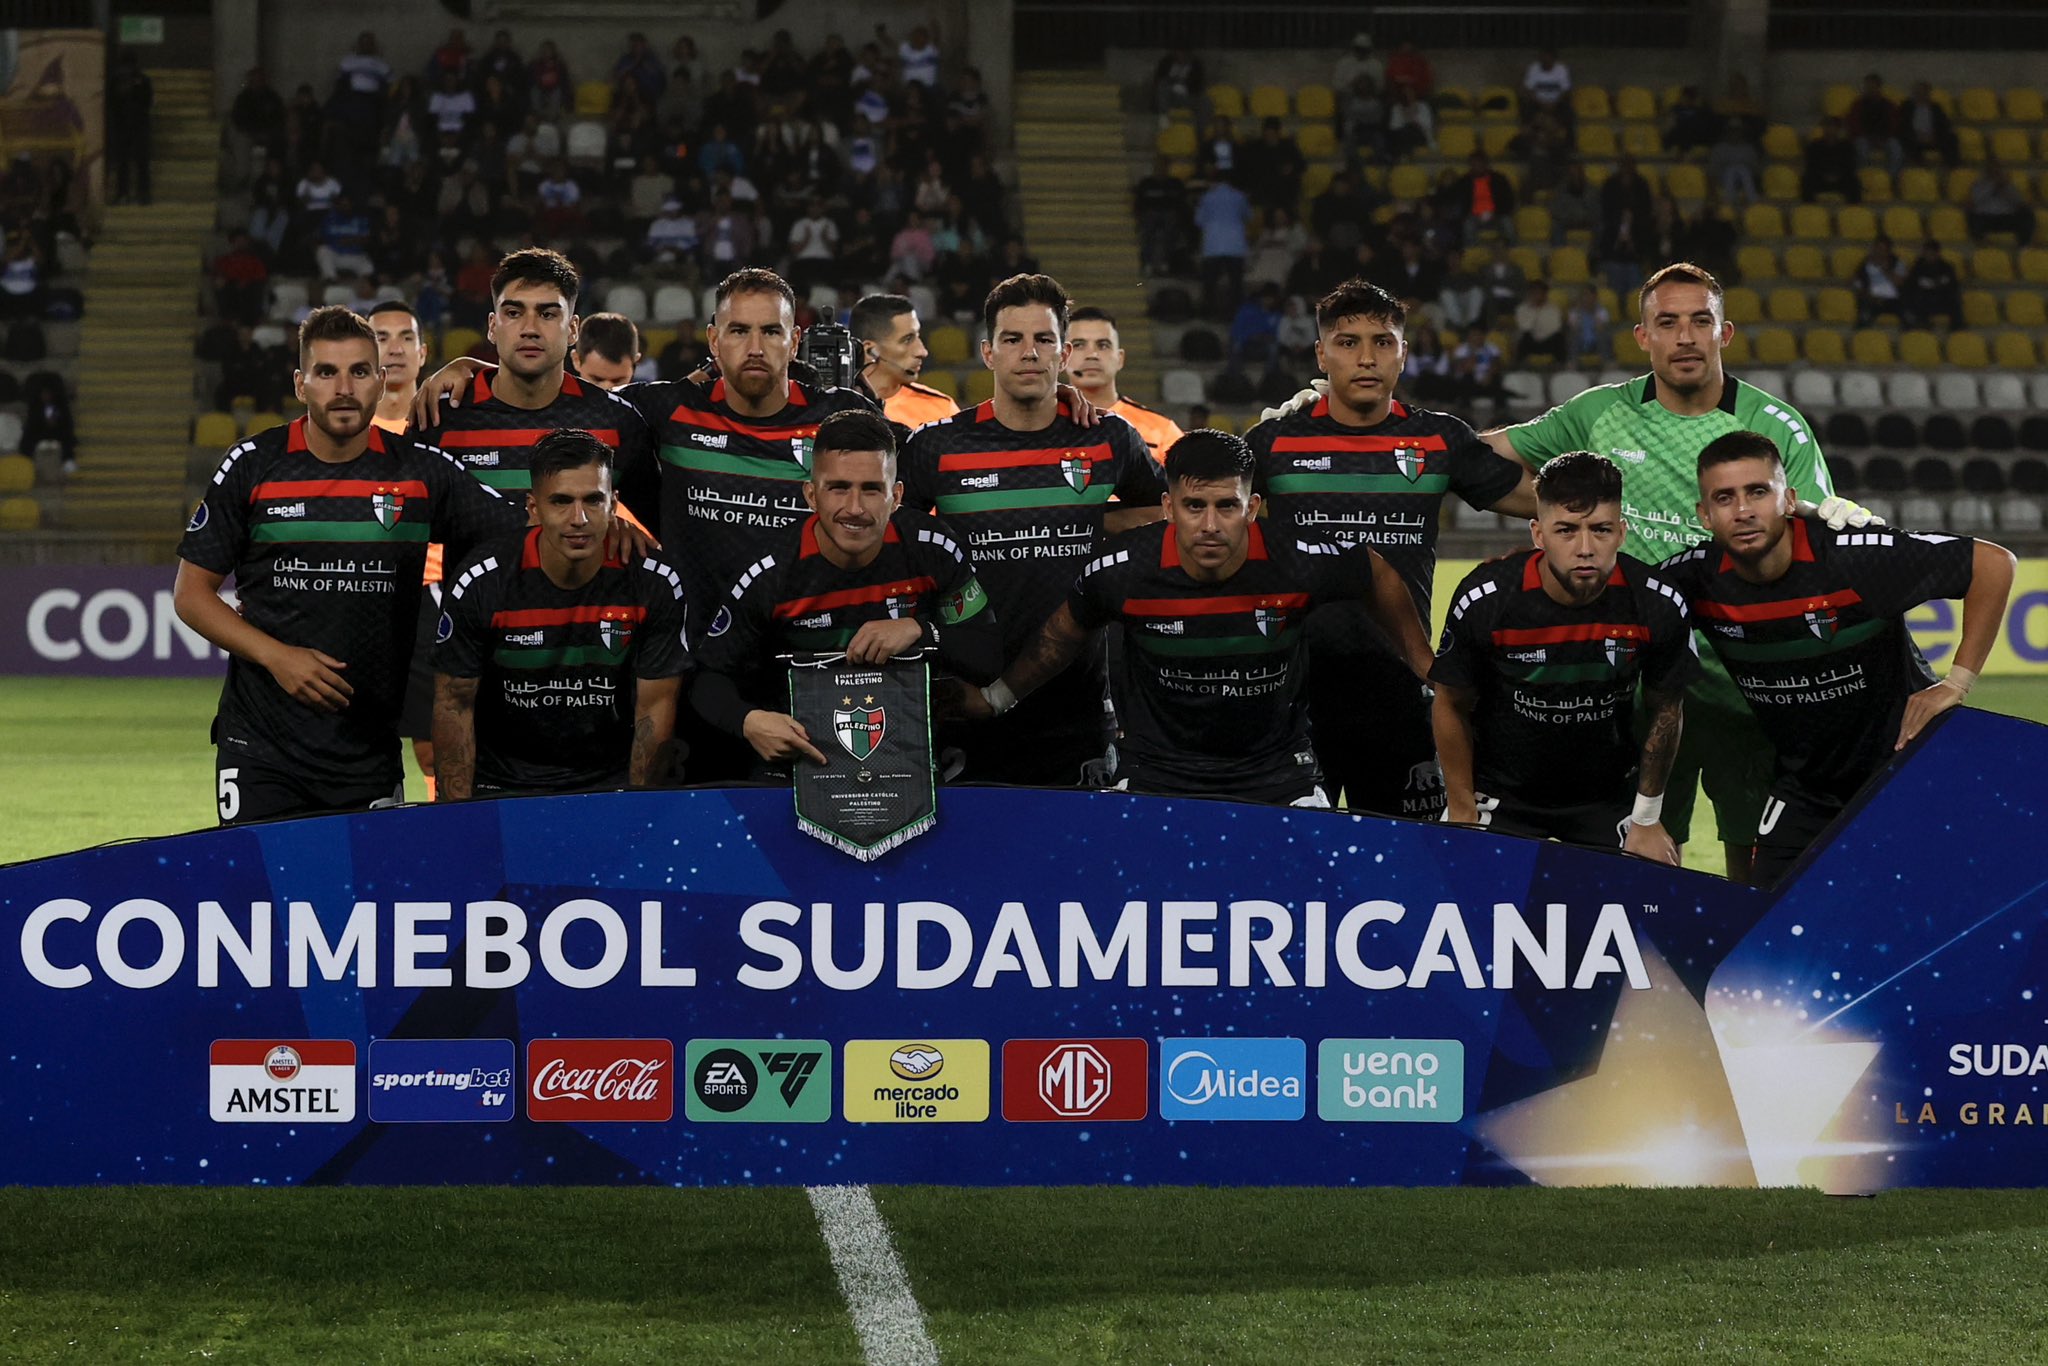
[685,1039,832,1123]
[843,1040,989,1123]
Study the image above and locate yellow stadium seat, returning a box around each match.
[1169,158,1195,179]
[1822,84,1857,118]
[0,494,39,531]
[1477,85,1518,119]
[1995,332,2039,368]
[1946,332,1991,367]
[1207,84,1245,118]
[1754,327,1798,364]
[1928,205,1967,242]
[1881,206,1924,241]
[2004,88,2045,122]
[1850,329,1898,366]
[243,412,285,436]
[442,326,484,358]
[1666,164,1707,200]
[2021,248,2048,284]
[1835,205,1878,242]
[1388,164,1430,200]
[2039,130,2048,162]
[1992,128,2033,162]
[1897,167,1939,204]
[1458,244,1492,274]
[1572,86,1611,119]
[1802,323,1851,360]
[1575,124,1617,158]
[1959,87,2000,122]
[1621,123,1661,158]
[1816,287,1858,325]
[1509,245,1545,278]
[1481,124,1518,157]
[1437,123,1477,159]
[918,369,958,399]
[1736,244,1779,281]
[1789,204,1832,240]
[926,324,970,365]
[1206,412,1235,434]
[1723,286,1764,323]
[1899,329,1943,367]
[192,411,238,448]
[1298,124,1337,158]
[962,368,996,406]
[1944,167,1979,203]
[1610,325,1640,361]
[1156,123,1196,157]
[1766,287,1812,322]
[1762,165,1800,201]
[1857,167,1894,203]
[2007,291,2048,326]
[1616,86,1657,121]
[1596,285,1620,317]
[1829,245,1868,278]
[1436,86,1474,118]
[1962,290,2003,328]
[1249,85,1289,119]
[1973,246,2015,282]
[1296,84,1335,120]
[1956,126,1986,161]
[1548,245,1590,283]
[0,453,31,493]
[1515,204,1552,241]
[1762,124,1803,160]
[1301,164,1335,201]
[573,81,612,116]
[1721,330,1752,365]
[1744,204,1786,238]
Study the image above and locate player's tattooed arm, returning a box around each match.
[1624,686,1685,866]
[629,676,680,785]
[1899,537,2018,750]
[1430,684,1482,825]
[956,603,1091,720]
[430,674,480,800]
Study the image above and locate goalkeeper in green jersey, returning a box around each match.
[1479,262,1875,882]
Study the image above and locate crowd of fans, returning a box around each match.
[203,21,1021,405]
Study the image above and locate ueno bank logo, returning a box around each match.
[1003,1039,1148,1122]
[526,1038,673,1122]
[1159,1037,1305,1121]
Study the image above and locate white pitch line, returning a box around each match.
[806,1183,940,1366]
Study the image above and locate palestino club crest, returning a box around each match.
[1393,447,1428,481]
[833,694,886,762]
[1060,454,1091,494]
[1254,605,1286,637]
[599,611,634,652]
[1604,636,1638,669]
[792,434,815,471]
[1805,607,1839,640]
[371,486,404,529]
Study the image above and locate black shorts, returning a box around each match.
[398,585,443,742]
[474,771,629,799]
[1752,790,1845,888]
[213,751,405,826]
[1307,654,1443,820]
[953,667,1109,787]
[1112,749,1323,805]
[1472,791,1629,850]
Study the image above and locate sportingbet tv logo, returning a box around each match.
[684,1039,831,1123]
[526,1038,673,1122]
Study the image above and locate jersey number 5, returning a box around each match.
[217,767,240,823]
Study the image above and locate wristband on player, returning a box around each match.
[1629,792,1665,827]
[981,679,1018,716]
[1945,665,1978,696]
[919,619,939,650]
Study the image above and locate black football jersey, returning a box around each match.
[1430,549,1699,808]
[1067,519,1384,797]
[431,370,656,495]
[178,418,525,782]
[1658,517,1976,806]
[434,529,688,791]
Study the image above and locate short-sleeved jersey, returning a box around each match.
[1109,396,1187,465]
[1430,549,1699,808]
[1658,517,1974,807]
[617,376,880,635]
[883,380,958,430]
[1246,396,1524,662]
[434,529,688,792]
[900,400,1167,658]
[693,508,1001,709]
[1067,519,1382,796]
[178,417,525,782]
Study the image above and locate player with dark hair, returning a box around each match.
[689,407,1002,772]
[574,311,642,390]
[1658,430,2014,886]
[1245,277,1537,820]
[364,297,442,789]
[1430,451,1698,860]
[431,428,688,798]
[172,306,525,824]
[850,292,956,428]
[901,272,1167,786]
[1478,260,1875,881]
[367,299,425,434]
[958,428,1433,804]
[1066,306,1183,463]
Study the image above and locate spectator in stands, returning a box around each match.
[315,194,374,281]
[1513,280,1566,363]
[1386,40,1433,101]
[888,209,937,279]
[285,82,324,175]
[787,195,840,294]
[107,52,153,205]
[369,203,421,281]
[1286,236,1348,302]
[1650,191,1686,263]
[1134,155,1186,275]
[1228,283,1283,367]
[1387,239,1443,301]
[1565,285,1609,362]
[528,40,569,118]
[379,76,427,171]
[1967,161,2035,245]
[227,67,283,188]
[1520,47,1573,131]
[1899,82,1958,167]
[1847,73,1903,174]
[22,370,74,475]
[1851,235,1905,324]
[806,35,852,126]
[294,159,342,218]
[613,32,666,105]
[1449,151,1516,243]
[898,24,942,88]
[1707,121,1761,205]
[1334,32,1382,93]
[337,31,392,108]
[1309,169,1377,255]
[1685,200,1739,281]
[1195,173,1252,319]
[762,29,807,98]
[1802,116,1862,202]
[479,30,524,89]
[1196,114,1238,185]
[1152,47,1205,116]
[211,230,268,326]
[1245,207,1306,290]
[1901,238,1962,327]
[1340,74,1387,161]
[215,324,284,411]
[476,72,523,137]
[427,28,471,84]
[1276,294,1317,365]
[1512,108,1570,195]
[1402,319,1452,401]
[1597,154,1654,290]
[536,160,585,235]
[247,154,290,253]
[1479,244,1526,323]
[1448,323,1504,404]
[1437,251,1485,330]
[1549,161,1598,243]
[1714,73,1765,148]
[646,196,700,265]
[1243,117,1306,212]
[1664,86,1719,157]
[427,69,477,162]
[1385,81,1434,158]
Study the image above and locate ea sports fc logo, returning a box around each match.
[833,694,886,761]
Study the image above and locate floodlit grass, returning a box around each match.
[1,676,2044,867]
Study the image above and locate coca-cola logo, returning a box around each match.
[525,1039,674,1122]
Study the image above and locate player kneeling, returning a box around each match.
[1431,451,1698,860]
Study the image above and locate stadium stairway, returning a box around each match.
[1012,71,1163,403]
[63,66,216,538]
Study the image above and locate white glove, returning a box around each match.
[1258,378,1328,423]
[1815,494,1885,530]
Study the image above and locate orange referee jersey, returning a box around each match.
[1110,396,1186,465]
[884,380,959,430]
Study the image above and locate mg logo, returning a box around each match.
[1038,1043,1113,1117]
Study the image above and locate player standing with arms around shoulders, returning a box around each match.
[1431,451,1698,861]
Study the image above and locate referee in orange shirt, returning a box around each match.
[1066,306,1185,464]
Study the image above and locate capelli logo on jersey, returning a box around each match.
[459,450,501,467]
[506,629,544,645]
[1609,448,1649,464]
[1508,648,1546,663]
[1147,620,1185,635]
[794,613,833,629]
[265,502,307,518]
[1291,457,1332,471]
[691,433,729,449]
[961,473,999,489]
